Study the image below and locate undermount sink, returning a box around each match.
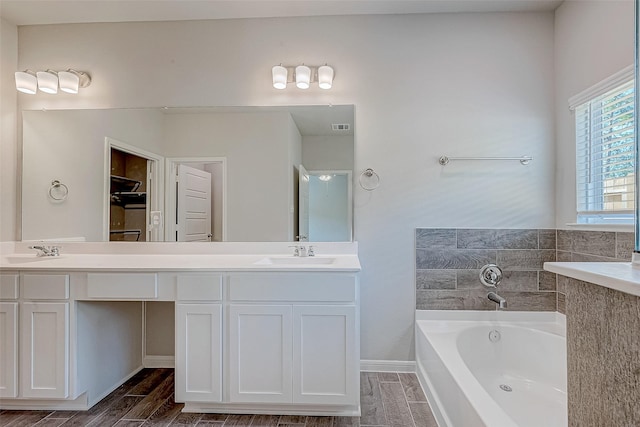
[254,256,337,265]
[4,255,64,264]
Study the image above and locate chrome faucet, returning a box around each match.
[487,292,507,309]
[29,245,61,257]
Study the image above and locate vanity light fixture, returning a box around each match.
[318,175,332,181]
[36,70,59,94]
[59,69,92,94]
[271,64,334,90]
[295,65,311,89]
[272,65,288,90]
[14,70,38,94]
[15,68,92,95]
[317,65,334,90]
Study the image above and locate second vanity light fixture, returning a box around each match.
[272,64,334,90]
[15,69,92,95]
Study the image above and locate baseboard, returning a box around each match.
[360,359,416,373]
[143,355,175,368]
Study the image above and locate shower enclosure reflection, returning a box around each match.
[304,171,352,242]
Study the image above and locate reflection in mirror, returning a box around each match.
[308,170,352,242]
[21,105,354,243]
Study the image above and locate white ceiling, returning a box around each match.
[1,0,563,26]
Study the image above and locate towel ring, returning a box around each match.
[359,168,380,191]
[49,180,69,201]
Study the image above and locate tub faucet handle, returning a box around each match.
[480,264,503,288]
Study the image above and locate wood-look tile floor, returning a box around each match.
[0,369,438,427]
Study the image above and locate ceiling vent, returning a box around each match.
[331,123,351,131]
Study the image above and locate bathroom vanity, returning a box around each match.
[0,243,361,416]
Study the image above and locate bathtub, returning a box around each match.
[415,310,567,427]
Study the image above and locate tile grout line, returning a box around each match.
[397,375,418,427]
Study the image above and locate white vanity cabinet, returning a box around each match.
[175,274,224,403]
[0,272,71,400]
[0,253,361,415]
[0,273,19,398]
[20,273,70,399]
[227,273,359,409]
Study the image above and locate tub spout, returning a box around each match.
[488,292,507,309]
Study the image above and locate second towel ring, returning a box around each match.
[359,168,380,191]
[49,180,69,201]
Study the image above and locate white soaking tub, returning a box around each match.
[415,310,567,427]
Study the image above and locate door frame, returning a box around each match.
[103,137,164,242]
[165,157,227,242]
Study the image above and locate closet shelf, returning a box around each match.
[110,175,142,192]
[110,191,146,208]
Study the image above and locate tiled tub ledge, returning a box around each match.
[544,262,640,298]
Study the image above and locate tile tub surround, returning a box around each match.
[415,228,635,312]
[555,230,633,314]
[415,228,557,311]
[565,278,640,427]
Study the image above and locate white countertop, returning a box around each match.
[0,242,361,272]
[544,262,640,298]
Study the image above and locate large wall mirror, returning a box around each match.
[21,105,354,243]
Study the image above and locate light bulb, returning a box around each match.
[37,70,58,94]
[272,65,287,89]
[318,65,334,89]
[295,65,311,89]
[59,70,80,94]
[15,71,37,94]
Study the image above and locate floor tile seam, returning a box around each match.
[145,394,182,425]
[375,379,391,427]
[396,378,417,427]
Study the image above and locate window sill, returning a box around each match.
[564,223,634,233]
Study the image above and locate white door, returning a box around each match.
[0,302,18,398]
[21,302,69,399]
[177,164,212,242]
[229,304,293,403]
[298,165,310,242]
[293,305,358,405]
[175,303,222,403]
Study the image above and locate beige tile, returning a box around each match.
[408,402,438,427]
[379,382,414,427]
[566,279,640,426]
[398,373,426,402]
[359,372,387,426]
[377,372,399,382]
[278,416,307,424]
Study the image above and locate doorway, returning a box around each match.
[165,157,227,242]
[105,137,163,242]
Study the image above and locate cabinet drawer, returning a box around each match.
[229,274,357,302]
[22,274,69,300]
[0,274,19,300]
[87,273,157,299]
[177,274,223,301]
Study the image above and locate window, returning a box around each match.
[573,72,635,224]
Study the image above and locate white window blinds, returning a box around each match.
[575,79,635,223]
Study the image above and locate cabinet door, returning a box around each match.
[0,302,18,398]
[229,305,292,403]
[175,303,222,403]
[20,302,69,399]
[293,305,358,405]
